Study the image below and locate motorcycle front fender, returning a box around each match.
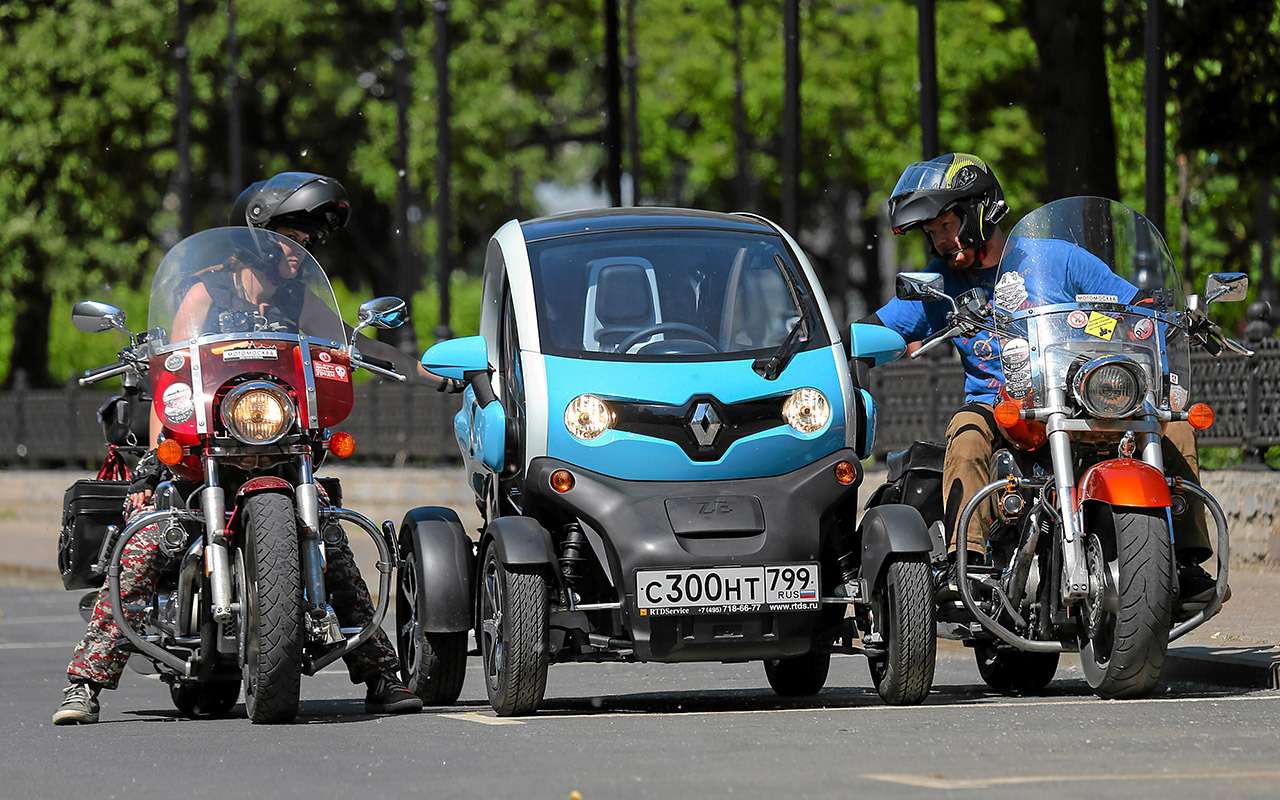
[1075,458,1171,510]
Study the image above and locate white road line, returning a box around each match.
[439,711,526,726]
[865,769,1280,790]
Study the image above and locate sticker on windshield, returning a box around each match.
[1005,377,1031,399]
[1076,294,1119,304]
[162,382,194,424]
[313,361,348,382]
[1170,385,1188,412]
[1067,310,1089,329]
[222,346,278,362]
[164,352,185,372]
[1133,318,1155,340]
[1170,372,1180,385]
[994,272,1028,310]
[1083,312,1118,341]
[1001,337,1030,368]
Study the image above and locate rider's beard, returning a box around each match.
[941,246,977,270]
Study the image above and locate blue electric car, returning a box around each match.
[398,208,936,715]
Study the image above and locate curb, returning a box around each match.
[1165,646,1280,690]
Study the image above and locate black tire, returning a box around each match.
[764,651,831,697]
[170,680,240,717]
[974,643,1059,694]
[396,541,468,704]
[1080,508,1173,699]
[478,541,548,716]
[239,492,303,724]
[866,559,936,705]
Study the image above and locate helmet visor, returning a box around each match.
[891,161,952,197]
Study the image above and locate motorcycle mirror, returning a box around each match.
[895,272,947,303]
[356,296,409,330]
[1205,272,1248,304]
[72,300,127,334]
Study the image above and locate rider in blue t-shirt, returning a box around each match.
[863,154,1215,600]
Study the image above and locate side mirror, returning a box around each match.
[357,296,409,330]
[848,323,907,366]
[895,272,947,303]
[72,300,127,334]
[1205,272,1248,304]
[421,335,489,381]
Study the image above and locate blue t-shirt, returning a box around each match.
[875,237,1137,405]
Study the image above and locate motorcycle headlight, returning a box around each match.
[220,382,296,444]
[564,394,613,441]
[1072,357,1145,419]
[782,387,831,434]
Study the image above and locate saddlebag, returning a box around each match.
[865,440,946,530]
[58,480,131,590]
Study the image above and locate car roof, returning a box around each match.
[519,207,777,243]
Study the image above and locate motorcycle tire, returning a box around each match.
[396,541,467,705]
[170,680,240,718]
[974,643,1059,694]
[478,541,548,717]
[239,492,304,724]
[1080,507,1173,699]
[867,558,936,706]
[764,650,831,697]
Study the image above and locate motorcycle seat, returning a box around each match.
[886,440,946,483]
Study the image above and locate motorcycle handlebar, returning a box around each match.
[352,355,406,383]
[78,362,129,386]
[910,325,959,359]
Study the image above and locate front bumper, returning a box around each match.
[525,449,861,662]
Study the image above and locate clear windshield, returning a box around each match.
[148,227,345,349]
[525,229,828,360]
[995,198,1191,412]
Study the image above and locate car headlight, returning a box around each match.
[1071,356,1145,419]
[220,382,296,444]
[782,387,830,434]
[564,394,613,440]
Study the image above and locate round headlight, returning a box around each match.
[783,387,831,434]
[221,383,295,444]
[564,394,613,441]
[1072,357,1145,419]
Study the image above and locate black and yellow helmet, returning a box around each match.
[887,153,1008,251]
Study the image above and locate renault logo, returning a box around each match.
[688,402,722,447]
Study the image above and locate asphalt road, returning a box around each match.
[2,584,1277,800]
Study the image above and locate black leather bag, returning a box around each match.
[865,440,946,530]
[58,480,131,590]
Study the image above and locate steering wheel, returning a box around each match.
[616,322,720,354]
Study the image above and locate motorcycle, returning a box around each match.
[65,226,409,723]
[869,196,1247,699]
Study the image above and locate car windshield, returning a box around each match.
[147,227,346,349]
[525,228,826,360]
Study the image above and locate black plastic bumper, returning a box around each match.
[525,450,861,662]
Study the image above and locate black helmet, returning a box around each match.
[229,172,350,244]
[887,153,1008,252]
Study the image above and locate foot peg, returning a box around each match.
[308,605,345,645]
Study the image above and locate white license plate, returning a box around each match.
[636,563,820,617]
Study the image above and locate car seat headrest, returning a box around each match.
[595,264,654,326]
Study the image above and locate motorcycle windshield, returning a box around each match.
[147,227,345,349]
[994,198,1191,412]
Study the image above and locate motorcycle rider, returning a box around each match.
[54,173,425,724]
[863,153,1218,602]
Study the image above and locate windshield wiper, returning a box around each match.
[753,315,807,380]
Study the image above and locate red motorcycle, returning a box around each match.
[67,226,408,723]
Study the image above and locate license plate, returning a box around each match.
[636,563,820,617]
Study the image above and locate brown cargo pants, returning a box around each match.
[942,403,1212,563]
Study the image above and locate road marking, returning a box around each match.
[439,711,526,726]
[865,769,1280,790]
[446,691,1280,723]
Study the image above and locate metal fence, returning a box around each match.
[2,338,1277,468]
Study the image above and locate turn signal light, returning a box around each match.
[1187,403,1215,431]
[549,469,575,494]
[156,438,184,466]
[994,399,1023,428]
[834,460,856,485]
[328,431,356,459]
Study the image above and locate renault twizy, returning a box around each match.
[402,209,937,715]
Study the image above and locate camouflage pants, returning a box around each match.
[67,504,399,689]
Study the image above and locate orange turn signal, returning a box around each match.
[328,431,356,459]
[834,460,856,486]
[549,469,575,494]
[156,438,184,466]
[994,399,1023,428]
[1187,403,1215,431]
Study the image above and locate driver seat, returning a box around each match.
[582,258,663,352]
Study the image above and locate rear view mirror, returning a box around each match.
[421,335,489,381]
[1205,273,1248,304]
[895,272,947,303]
[848,323,907,366]
[72,300,127,334]
[357,296,409,329]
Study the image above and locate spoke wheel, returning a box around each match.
[478,542,548,716]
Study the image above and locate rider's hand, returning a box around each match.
[125,488,154,514]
